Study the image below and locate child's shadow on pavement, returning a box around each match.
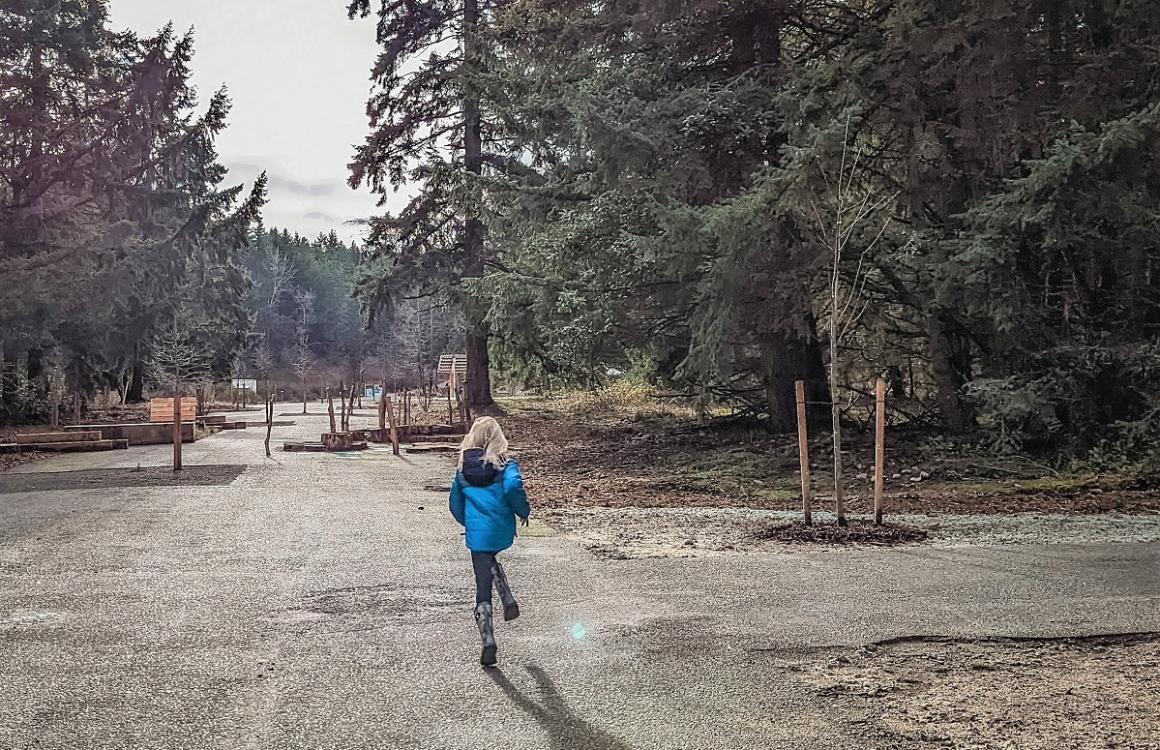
[486,665,633,750]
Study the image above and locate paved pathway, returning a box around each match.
[1,408,1158,749]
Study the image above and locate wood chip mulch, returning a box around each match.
[755,520,928,546]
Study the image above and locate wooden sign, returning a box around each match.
[150,397,196,423]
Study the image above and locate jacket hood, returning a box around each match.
[461,448,502,486]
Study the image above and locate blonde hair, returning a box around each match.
[458,416,509,470]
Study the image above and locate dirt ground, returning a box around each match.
[0,452,43,473]
[791,634,1160,749]
[539,506,1160,558]
[500,398,1160,515]
[496,396,1160,557]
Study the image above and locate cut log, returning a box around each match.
[0,439,128,454]
[284,442,324,453]
[15,430,103,444]
[405,443,459,454]
[321,432,355,451]
[283,440,368,453]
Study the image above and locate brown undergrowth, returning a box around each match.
[500,396,1160,516]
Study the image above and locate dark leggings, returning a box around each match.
[471,551,498,604]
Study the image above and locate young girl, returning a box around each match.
[448,416,530,667]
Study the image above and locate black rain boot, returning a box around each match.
[491,560,520,621]
[474,602,497,666]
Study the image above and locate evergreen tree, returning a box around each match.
[470,0,1160,451]
[348,0,496,406]
[478,0,863,429]
[0,4,266,422]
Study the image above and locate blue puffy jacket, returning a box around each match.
[449,448,531,552]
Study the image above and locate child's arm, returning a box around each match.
[448,474,466,526]
[503,461,531,520]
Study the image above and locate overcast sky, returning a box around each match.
[108,0,403,245]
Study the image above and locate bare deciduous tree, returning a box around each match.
[807,115,896,527]
[291,289,315,415]
[147,322,211,472]
[264,247,295,309]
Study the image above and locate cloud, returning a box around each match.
[268,173,342,197]
[228,162,344,197]
[222,159,389,245]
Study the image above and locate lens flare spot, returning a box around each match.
[570,623,588,640]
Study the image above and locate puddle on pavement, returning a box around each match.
[267,583,465,631]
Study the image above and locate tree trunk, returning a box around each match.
[26,348,44,383]
[829,320,846,526]
[761,318,828,433]
[172,385,183,472]
[127,362,145,403]
[887,365,906,400]
[927,312,971,432]
[462,0,493,409]
[465,329,492,407]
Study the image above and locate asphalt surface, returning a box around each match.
[1,407,1158,749]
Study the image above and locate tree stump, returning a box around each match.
[321,432,355,451]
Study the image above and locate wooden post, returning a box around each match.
[264,397,274,458]
[457,377,466,426]
[874,377,886,526]
[387,377,396,431]
[378,388,387,432]
[338,380,347,432]
[446,380,454,425]
[795,380,811,526]
[327,389,336,434]
[386,396,400,456]
[172,388,183,472]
